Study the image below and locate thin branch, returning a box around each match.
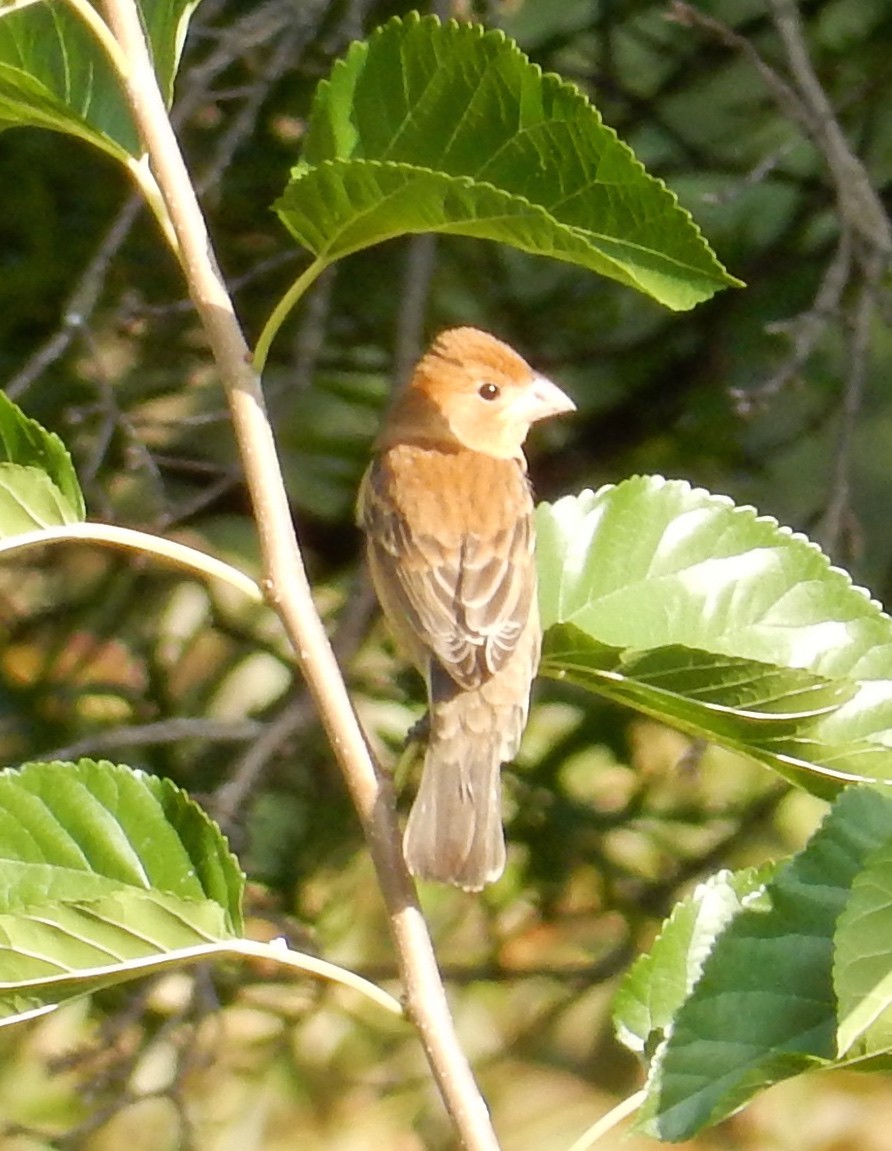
[5,0,315,400]
[394,235,439,388]
[820,251,885,555]
[212,576,379,829]
[5,196,144,399]
[667,3,815,132]
[42,717,262,764]
[767,0,892,259]
[672,0,892,261]
[731,233,852,413]
[94,1,502,1147]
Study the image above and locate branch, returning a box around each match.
[820,250,885,555]
[5,0,318,401]
[767,0,892,260]
[92,1,501,1147]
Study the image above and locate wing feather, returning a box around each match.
[359,452,535,691]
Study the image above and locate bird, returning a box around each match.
[358,327,575,890]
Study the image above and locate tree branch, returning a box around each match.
[93,1,501,1147]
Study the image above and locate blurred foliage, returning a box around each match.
[0,0,890,1147]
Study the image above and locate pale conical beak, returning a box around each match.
[526,374,576,423]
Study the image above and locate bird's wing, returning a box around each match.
[359,462,536,691]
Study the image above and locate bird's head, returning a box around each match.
[380,327,576,459]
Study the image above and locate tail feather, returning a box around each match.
[403,677,526,890]
[403,621,538,890]
[403,736,505,891]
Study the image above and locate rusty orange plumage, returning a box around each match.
[358,327,575,889]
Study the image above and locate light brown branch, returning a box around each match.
[95,2,501,1147]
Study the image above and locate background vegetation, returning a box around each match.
[0,0,890,1147]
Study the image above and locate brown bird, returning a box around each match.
[358,327,575,889]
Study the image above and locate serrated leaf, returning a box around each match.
[276,14,736,310]
[615,867,769,1059]
[537,479,892,792]
[835,838,892,1058]
[636,786,892,1140]
[0,391,83,516]
[0,0,200,158]
[0,464,82,533]
[0,760,243,931]
[0,889,230,1020]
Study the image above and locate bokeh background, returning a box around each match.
[1,0,891,1147]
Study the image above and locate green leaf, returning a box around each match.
[0,464,82,533]
[537,479,892,792]
[0,889,231,1021]
[614,867,769,1060]
[0,0,200,159]
[0,759,244,1020]
[276,14,736,310]
[543,628,858,789]
[0,760,243,930]
[0,391,84,525]
[835,838,892,1059]
[634,786,892,1140]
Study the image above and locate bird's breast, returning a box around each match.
[375,443,532,540]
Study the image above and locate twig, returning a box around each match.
[820,251,885,556]
[669,2,891,262]
[42,717,263,764]
[4,0,315,401]
[4,196,143,399]
[93,1,502,1147]
[730,233,852,413]
[212,576,378,829]
[192,0,327,197]
[667,3,815,132]
[762,0,890,553]
[767,0,892,259]
[394,235,439,388]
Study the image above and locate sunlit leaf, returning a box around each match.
[0,760,243,927]
[0,760,244,1020]
[0,889,231,1020]
[633,786,892,1140]
[835,837,892,1059]
[0,392,84,532]
[0,0,201,158]
[537,479,892,792]
[614,867,769,1059]
[277,14,736,310]
[0,464,82,533]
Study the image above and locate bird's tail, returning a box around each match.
[403,683,523,891]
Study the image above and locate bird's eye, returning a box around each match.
[478,382,501,401]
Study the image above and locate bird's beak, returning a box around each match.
[525,374,576,423]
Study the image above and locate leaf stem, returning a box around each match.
[59,0,181,253]
[61,0,131,79]
[229,938,404,1016]
[0,938,403,1021]
[125,155,181,254]
[252,255,329,373]
[0,523,263,602]
[564,1091,645,1151]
